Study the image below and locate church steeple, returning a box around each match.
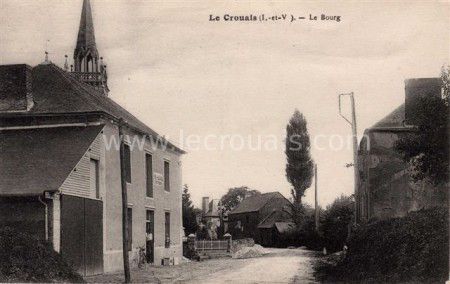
[72,0,109,94]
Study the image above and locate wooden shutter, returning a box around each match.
[164,161,170,192]
[124,145,131,183]
[145,154,153,197]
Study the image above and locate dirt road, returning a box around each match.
[85,247,319,283]
[183,248,319,284]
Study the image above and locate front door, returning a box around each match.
[145,210,154,263]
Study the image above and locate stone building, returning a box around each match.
[356,78,447,222]
[0,0,184,276]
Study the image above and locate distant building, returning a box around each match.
[0,0,184,276]
[202,197,221,226]
[356,78,447,222]
[227,192,294,246]
[198,197,222,239]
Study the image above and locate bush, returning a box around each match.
[279,196,353,251]
[278,213,324,250]
[316,207,449,283]
[0,227,84,283]
[321,195,354,253]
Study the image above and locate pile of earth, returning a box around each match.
[0,227,84,283]
[230,238,255,254]
[232,244,266,259]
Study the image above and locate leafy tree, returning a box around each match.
[394,68,449,185]
[285,110,314,204]
[182,184,201,235]
[219,186,261,212]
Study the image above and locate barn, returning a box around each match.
[227,192,294,246]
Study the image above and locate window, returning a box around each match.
[127,208,132,251]
[124,144,131,183]
[164,161,170,192]
[145,153,153,197]
[165,212,170,248]
[90,158,100,198]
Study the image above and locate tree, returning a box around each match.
[182,184,201,235]
[394,67,449,186]
[219,186,261,212]
[285,110,314,205]
[320,195,354,252]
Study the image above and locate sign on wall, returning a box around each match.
[154,173,164,186]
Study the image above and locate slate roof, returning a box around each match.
[229,192,285,215]
[274,222,295,233]
[257,207,293,229]
[0,125,103,196]
[11,63,183,153]
[371,104,405,129]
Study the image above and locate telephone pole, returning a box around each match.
[119,120,131,283]
[338,92,359,225]
[314,163,319,232]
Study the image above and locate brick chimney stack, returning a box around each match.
[404,78,441,125]
[0,64,34,112]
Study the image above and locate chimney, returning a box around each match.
[202,197,209,214]
[404,78,441,125]
[0,64,33,112]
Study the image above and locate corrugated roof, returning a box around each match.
[26,63,184,153]
[0,125,103,196]
[229,192,285,215]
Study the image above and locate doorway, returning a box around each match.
[145,210,154,263]
[61,195,103,276]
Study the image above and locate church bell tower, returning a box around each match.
[72,0,109,94]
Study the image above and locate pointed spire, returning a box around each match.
[72,0,109,95]
[75,0,98,57]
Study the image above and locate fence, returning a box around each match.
[194,239,231,252]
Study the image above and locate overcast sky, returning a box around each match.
[1,0,448,207]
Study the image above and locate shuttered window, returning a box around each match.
[127,208,132,251]
[124,144,131,183]
[164,161,170,192]
[145,153,153,197]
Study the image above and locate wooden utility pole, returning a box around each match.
[314,163,319,232]
[339,92,359,225]
[119,120,131,283]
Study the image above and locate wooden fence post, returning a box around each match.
[224,233,232,253]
